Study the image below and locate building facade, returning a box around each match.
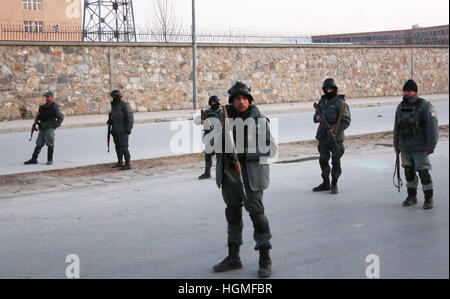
[0,0,82,41]
[312,25,449,46]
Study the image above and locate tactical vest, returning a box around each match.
[396,98,424,136]
[321,95,345,125]
[38,102,56,122]
[203,107,221,134]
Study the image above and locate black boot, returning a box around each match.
[402,188,418,206]
[331,178,339,195]
[24,147,40,165]
[198,169,211,180]
[47,146,54,165]
[112,161,124,168]
[423,190,434,210]
[120,161,131,170]
[313,175,330,192]
[258,246,272,279]
[113,147,124,168]
[213,243,242,273]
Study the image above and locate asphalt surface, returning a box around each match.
[0,140,448,279]
[0,101,448,176]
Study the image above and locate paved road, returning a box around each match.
[0,140,448,278]
[0,101,448,175]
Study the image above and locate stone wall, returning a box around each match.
[0,42,448,121]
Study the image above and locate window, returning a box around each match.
[23,0,43,10]
[24,21,43,33]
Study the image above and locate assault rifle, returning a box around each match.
[29,124,37,141]
[393,134,403,192]
[107,115,112,153]
[222,105,248,201]
[313,102,338,145]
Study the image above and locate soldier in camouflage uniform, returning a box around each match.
[194,96,222,179]
[394,80,439,210]
[24,91,64,165]
[212,82,278,279]
[313,78,351,194]
[108,90,134,170]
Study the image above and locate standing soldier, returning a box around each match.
[394,80,438,210]
[213,82,277,279]
[24,91,64,165]
[108,90,134,170]
[313,78,351,194]
[194,96,222,179]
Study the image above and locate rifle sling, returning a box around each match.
[335,101,346,133]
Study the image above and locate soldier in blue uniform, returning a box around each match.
[394,80,439,210]
[108,90,134,170]
[194,96,222,179]
[212,82,278,279]
[313,79,351,194]
[24,91,64,165]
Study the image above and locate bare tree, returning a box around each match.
[151,0,183,43]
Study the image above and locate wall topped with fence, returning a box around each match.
[0,41,448,121]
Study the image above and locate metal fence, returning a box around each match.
[139,29,312,44]
[0,24,83,42]
[0,24,312,44]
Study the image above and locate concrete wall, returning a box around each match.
[0,42,448,121]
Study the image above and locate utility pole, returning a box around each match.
[192,0,198,110]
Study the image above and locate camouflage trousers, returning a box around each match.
[36,128,55,149]
[221,171,272,250]
[112,132,131,163]
[318,141,345,180]
[401,151,433,191]
[205,152,215,171]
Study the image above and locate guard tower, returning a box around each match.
[83,0,137,42]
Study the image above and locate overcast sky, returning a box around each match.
[132,0,449,34]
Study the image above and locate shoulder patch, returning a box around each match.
[430,104,437,118]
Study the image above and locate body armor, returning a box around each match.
[396,99,423,136]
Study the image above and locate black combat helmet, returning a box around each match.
[228,82,254,104]
[110,90,123,98]
[322,78,338,91]
[208,95,220,106]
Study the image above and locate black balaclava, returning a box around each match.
[324,87,338,100]
[111,97,121,106]
[210,101,220,110]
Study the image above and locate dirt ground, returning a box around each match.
[1,126,448,199]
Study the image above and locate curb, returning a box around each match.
[2,125,447,178]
